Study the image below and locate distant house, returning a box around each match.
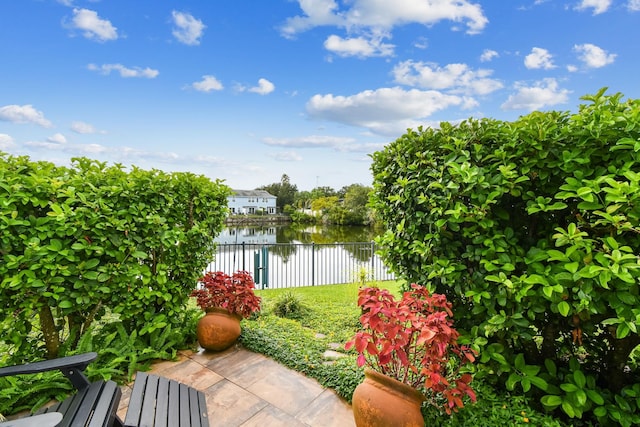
[227,190,277,215]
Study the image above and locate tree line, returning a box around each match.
[257,174,376,226]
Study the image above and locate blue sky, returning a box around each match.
[1,1,638,191]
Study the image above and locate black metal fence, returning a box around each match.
[208,242,396,289]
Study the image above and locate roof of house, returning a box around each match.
[231,189,276,198]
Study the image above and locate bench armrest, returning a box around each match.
[0,352,97,390]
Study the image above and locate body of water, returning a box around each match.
[211,225,393,289]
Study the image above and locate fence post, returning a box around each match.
[311,242,315,286]
[371,241,375,279]
[242,242,246,271]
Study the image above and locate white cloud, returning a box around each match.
[47,133,67,144]
[249,78,275,95]
[480,49,499,62]
[501,78,570,111]
[306,86,467,136]
[0,104,53,127]
[0,134,15,150]
[281,0,488,37]
[263,135,356,148]
[324,34,395,58]
[567,64,579,72]
[574,43,616,68]
[269,151,303,161]
[392,60,503,95]
[171,11,205,45]
[71,121,103,134]
[629,0,640,11]
[191,75,224,92]
[575,0,612,14]
[524,47,555,69]
[87,63,159,78]
[69,8,118,42]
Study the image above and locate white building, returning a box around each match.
[228,190,277,215]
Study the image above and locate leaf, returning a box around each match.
[560,383,579,392]
[586,389,605,405]
[541,395,562,409]
[529,376,549,391]
[573,370,586,388]
[557,301,571,317]
[506,373,519,391]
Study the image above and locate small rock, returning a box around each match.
[323,350,346,360]
[315,333,327,339]
[327,342,342,350]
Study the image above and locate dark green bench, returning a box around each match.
[123,372,209,427]
[0,353,209,427]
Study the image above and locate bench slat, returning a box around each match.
[88,381,122,427]
[139,374,159,427]
[197,392,209,427]
[167,379,180,427]
[124,372,149,426]
[179,384,190,427]
[153,376,169,427]
[124,372,208,427]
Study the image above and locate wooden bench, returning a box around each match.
[123,372,208,427]
[0,353,209,427]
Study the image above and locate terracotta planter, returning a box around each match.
[196,307,242,351]
[352,368,426,427]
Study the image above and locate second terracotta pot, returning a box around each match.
[352,368,426,427]
[196,307,242,351]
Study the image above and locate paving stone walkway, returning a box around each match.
[117,345,356,427]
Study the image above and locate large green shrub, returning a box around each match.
[0,155,231,360]
[370,89,640,426]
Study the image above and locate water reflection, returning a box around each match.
[214,224,383,245]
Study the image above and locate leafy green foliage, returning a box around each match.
[370,88,640,425]
[271,291,309,319]
[0,155,231,359]
[0,310,200,416]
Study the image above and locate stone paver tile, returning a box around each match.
[240,405,309,427]
[205,349,280,388]
[151,359,223,391]
[116,385,132,421]
[246,368,326,416]
[204,379,268,427]
[296,389,356,427]
[187,345,245,366]
[146,353,190,375]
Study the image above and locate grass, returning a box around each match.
[241,280,567,427]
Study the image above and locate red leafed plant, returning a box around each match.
[345,284,477,414]
[190,271,261,319]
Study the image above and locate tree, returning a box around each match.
[341,184,372,224]
[259,174,298,211]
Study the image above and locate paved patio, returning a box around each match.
[117,345,356,427]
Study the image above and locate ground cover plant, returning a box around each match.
[241,281,565,426]
[370,89,640,426]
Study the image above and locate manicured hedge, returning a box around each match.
[370,89,640,426]
[0,155,231,360]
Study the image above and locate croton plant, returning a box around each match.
[346,284,477,413]
[190,271,261,319]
